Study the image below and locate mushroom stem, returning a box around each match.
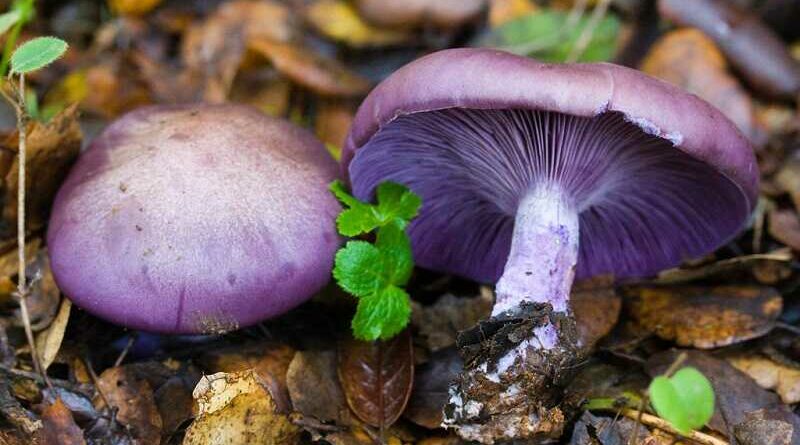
[493,185,579,346]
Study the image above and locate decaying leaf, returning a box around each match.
[286,349,347,424]
[355,0,486,29]
[3,104,82,235]
[769,208,800,251]
[24,251,62,331]
[109,0,162,16]
[94,366,163,445]
[36,398,85,445]
[571,277,621,350]
[0,239,40,299]
[654,249,793,284]
[35,298,71,372]
[489,0,538,27]
[248,38,371,97]
[774,155,800,210]
[727,354,800,404]
[154,375,196,440]
[640,29,757,143]
[733,407,800,445]
[315,100,357,154]
[404,348,462,429]
[626,285,782,348]
[306,0,412,47]
[337,329,414,429]
[412,289,493,353]
[196,342,295,414]
[183,370,300,445]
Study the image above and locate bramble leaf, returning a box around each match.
[11,36,67,74]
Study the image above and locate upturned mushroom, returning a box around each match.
[48,104,340,334]
[342,48,757,443]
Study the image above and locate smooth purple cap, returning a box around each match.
[48,104,341,334]
[343,48,758,282]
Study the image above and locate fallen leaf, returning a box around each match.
[196,342,295,414]
[774,155,800,210]
[248,38,371,97]
[647,350,785,436]
[24,251,62,331]
[35,298,71,371]
[404,348,462,429]
[626,285,782,348]
[654,249,793,284]
[286,349,347,423]
[355,0,486,29]
[36,398,85,445]
[769,208,800,250]
[733,407,800,445]
[230,73,291,117]
[571,277,621,350]
[183,370,300,445]
[488,0,537,27]
[337,329,414,429]
[315,100,357,154]
[109,0,162,16]
[306,0,412,47]
[3,104,82,234]
[0,239,40,300]
[727,354,800,404]
[640,29,757,143]
[659,0,800,99]
[153,375,195,441]
[411,289,493,353]
[94,366,163,445]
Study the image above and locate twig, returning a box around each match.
[113,334,136,368]
[567,0,612,63]
[619,409,728,445]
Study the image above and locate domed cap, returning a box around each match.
[343,48,758,282]
[48,104,340,333]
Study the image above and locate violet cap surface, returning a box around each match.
[343,48,758,283]
[48,104,340,334]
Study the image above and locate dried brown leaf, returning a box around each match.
[108,0,162,16]
[404,348,462,429]
[412,290,493,353]
[183,370,300,445]
[306,0,412,47]
[489,0,537,27]
[248,38,371,97]
[4,104,82,234]
[640,29,758,143]
[733,407,800,445]
[626,285,782,348]
[94,366,163,445]
[356,0,486,29]
[571,277,621,351]
[153,375,195,440]
[337,329,414,429]
[315,100,357,155]
[768,208,800,250]
[654,249,793,284]
[727,354,800,404]
[35,298,71,372]
[36,398,85,445]
[286,349,347,423]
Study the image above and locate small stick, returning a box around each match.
[619,409,728,445]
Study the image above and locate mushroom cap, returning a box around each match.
[48,104,340,334]
[343,48,758,282]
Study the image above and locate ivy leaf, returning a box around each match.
[649,367,715,435]
[11,37,68,74]
[351,286,411,341]
[0,10,20,37]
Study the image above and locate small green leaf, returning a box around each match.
[375,182,422,224]
[10,36,68,74]
[649,367,715,435]
[333,241,384,297]
[329,180,421,237]
[352,286,411,341]
[376,221,413,287]
[0,10,21,37]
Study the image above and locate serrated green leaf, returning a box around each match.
[333,241,384,297]
[0,10,20,37]
[352,286,411,341]
[376,182,422,224]
[11,36,67,74]
[376,221,413,287]
[482,9,620,63]
[649,367,715,435]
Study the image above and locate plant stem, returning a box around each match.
[12,74,45,383]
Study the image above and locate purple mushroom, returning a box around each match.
[48,104,340,334]
[342,48,757,442]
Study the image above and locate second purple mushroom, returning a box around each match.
[343,48,757,442]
